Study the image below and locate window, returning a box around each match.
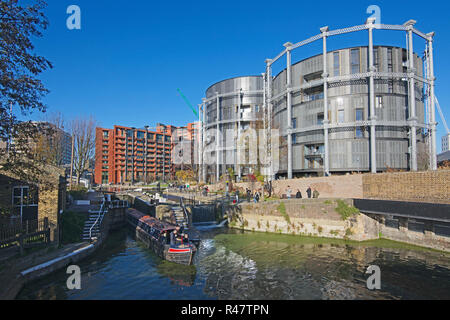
[12,186,38,221]
[291,118,297,129]
[388,80,393,93]
[292,133,296,144]
[387,48,393,72]
[317,113,324,125]
[338,110,344,123]
[255,105,260,113]
[376,96,383,109]
[356,108,364,121]
[103,131,109,138]
[351,49,360,74]
[137,131,145,139]
[355,108,364,138]
[373,48,379,71]
[333,52,340,76]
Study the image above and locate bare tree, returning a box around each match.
[34,112,69,167]
[72,117,96,185]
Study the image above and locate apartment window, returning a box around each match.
[351,49,360,74]
[255,105,260,113]
[137,131,145,139]
[333,52,340,76]
[355,108,364,138]
[317,113,324,125]
[101,172,108,184]
[103,131,109,138]
[387,48,393,72]
[338,110,345,123]
[388,80,393,93]
[292,133,297,144]
[376,96,383,109]
[373,48,379,71]
[291,118,297,129]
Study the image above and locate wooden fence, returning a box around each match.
[0,218,51,254]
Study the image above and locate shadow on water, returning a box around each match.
[16,225,450,300]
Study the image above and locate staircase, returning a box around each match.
[82,202,106,241]
[172,206,188,230]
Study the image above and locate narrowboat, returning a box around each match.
[127,208,197,265]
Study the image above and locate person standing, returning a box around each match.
[246,188,251,202]
[295,189,302,198]
[286,186,292,199]
[306,186,312,199]
[313,188,320,198]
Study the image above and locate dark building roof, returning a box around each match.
[437,150,450,163]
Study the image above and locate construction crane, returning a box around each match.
[435,97,450,134]
[177,88,198,117]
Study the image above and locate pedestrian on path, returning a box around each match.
[286,186,292,199]
[306,186,312,199]
[313,189,320,198]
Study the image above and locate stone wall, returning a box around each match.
[226,199,379,241]
[362,170,450,204]
[226,199,450,252]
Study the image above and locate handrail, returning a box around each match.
[179,198,190,229]
[89,200,106,240]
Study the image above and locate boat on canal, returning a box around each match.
[126,208,197,265]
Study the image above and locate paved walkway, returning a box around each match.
[0,241,90,300]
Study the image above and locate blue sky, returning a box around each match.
[25,0,450,151]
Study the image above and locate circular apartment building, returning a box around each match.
[202,76,264,182]
[271,45,426,177]
[199,20,437,182]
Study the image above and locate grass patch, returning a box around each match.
[324,200,333,205]
[335,199,359,220]
[68,186,88,201]
[277,202,291,224]
[61,211,87,244]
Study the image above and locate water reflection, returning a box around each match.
[17,227,450,300]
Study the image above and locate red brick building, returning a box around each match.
[94,124,175,185]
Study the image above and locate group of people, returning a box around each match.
[161,225,189,247]
[285,186,319,199]
[202,186,209,196]
[245,188,262,203]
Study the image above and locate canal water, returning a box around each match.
[17,224,450,300]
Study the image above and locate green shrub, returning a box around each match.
[68,186,88,200]
[277,202,291,224]
[61,211,87,244]
[335,199,359,220]
[324,200,333,205]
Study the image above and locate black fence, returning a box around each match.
[354,199,450,223]
[0,218,51,254]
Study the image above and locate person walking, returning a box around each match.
[246,188,251,202]
[286,186,292,199]
[313,188,320,198]
[295,189,302,199]
[306,186,312,199]
[254,191,260,203]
